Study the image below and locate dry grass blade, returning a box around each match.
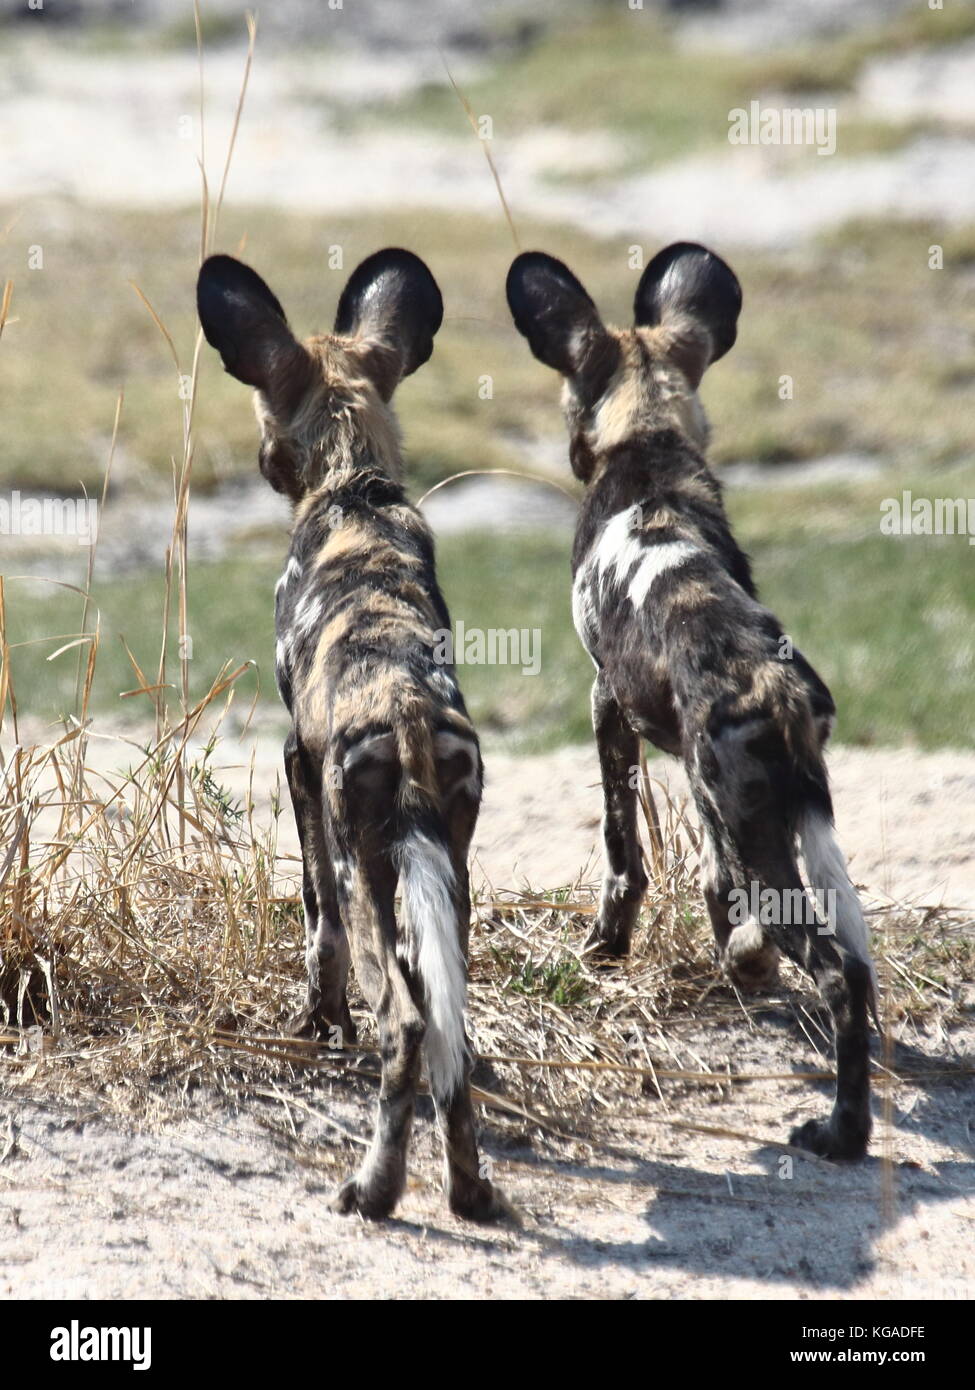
[193,0,209,264]
[0,280,13,340]
[128,283,181,373]
[210,11,258,246]
[417,468,578,508]
[638,744,665,889]
[440,50,521,251]
[252,1087,369,1149]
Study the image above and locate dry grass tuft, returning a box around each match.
[2,687,972,1144]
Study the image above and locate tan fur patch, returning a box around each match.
[584,326,711,456]
[258,334,404,498]
[590,335,651,451]
[660,578,718,616]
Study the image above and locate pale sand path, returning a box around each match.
[470,742,975,910]
[12,719,975,907]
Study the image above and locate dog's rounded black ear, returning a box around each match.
[506,251,607,378]
[334,248,443,392]
[197,254,306,392]
[634,242,742,384]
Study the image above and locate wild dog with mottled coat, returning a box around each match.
[197,248,503,1220]
[506,243,875,1160]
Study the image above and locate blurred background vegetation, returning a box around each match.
[2,0,974,750]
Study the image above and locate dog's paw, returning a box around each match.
[724,920,779,992]
[448,1177,517,1225]
[288,999,357,1045]
[789,1117,868,1162]
[332,1175,398,1222]
[583,921,631,960]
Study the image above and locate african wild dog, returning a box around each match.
[197,248,503,1220]
[506,243,876,1159]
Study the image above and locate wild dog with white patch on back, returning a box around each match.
[197,248,504,1220]
[506,243,875,1160]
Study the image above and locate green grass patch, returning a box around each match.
[748,527,975,749]
[492,942,592,1008]
[430,528,593,751]
[6,465,975,753]
[0,526,593,753]
[2,557,277,732]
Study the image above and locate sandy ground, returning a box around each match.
[3,729,974,1300]
[17,718,975,909]
[473,742,975,911]
[192,730,975,911]
[3,1012,972,1301]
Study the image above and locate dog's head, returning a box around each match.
[506,243,741,481]
[197,248,443,500]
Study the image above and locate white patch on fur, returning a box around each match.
[601,868,635,906]
[725,914,765,962]
[697,827,721,894]
[274,638,290,699]
[798,809,877,987]
[292,591,324,639]
[590,512,698,611]
[332,858,353,898]
[275,555,301,597]
[397,831,467,1100]
[571,568,600,666]
[627,540,698,608]
[592,509,646,590]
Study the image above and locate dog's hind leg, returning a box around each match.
[332,851,424,1220]
[586,673,649,958]
[284,730,354,1042]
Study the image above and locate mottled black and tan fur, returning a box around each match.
[507,243,875,1160]
[198,249,503,1220]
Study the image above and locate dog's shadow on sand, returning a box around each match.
[463,1000,975,1292]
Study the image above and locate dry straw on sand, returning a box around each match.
[2,603,971,1155]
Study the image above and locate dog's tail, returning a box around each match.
[393,698,469,1102]
[691,659,878,1021]
[797,804,878,1014]
[768,660,879,1019]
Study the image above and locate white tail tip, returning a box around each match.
[798,809,877,991]
[397,831,468,1100]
